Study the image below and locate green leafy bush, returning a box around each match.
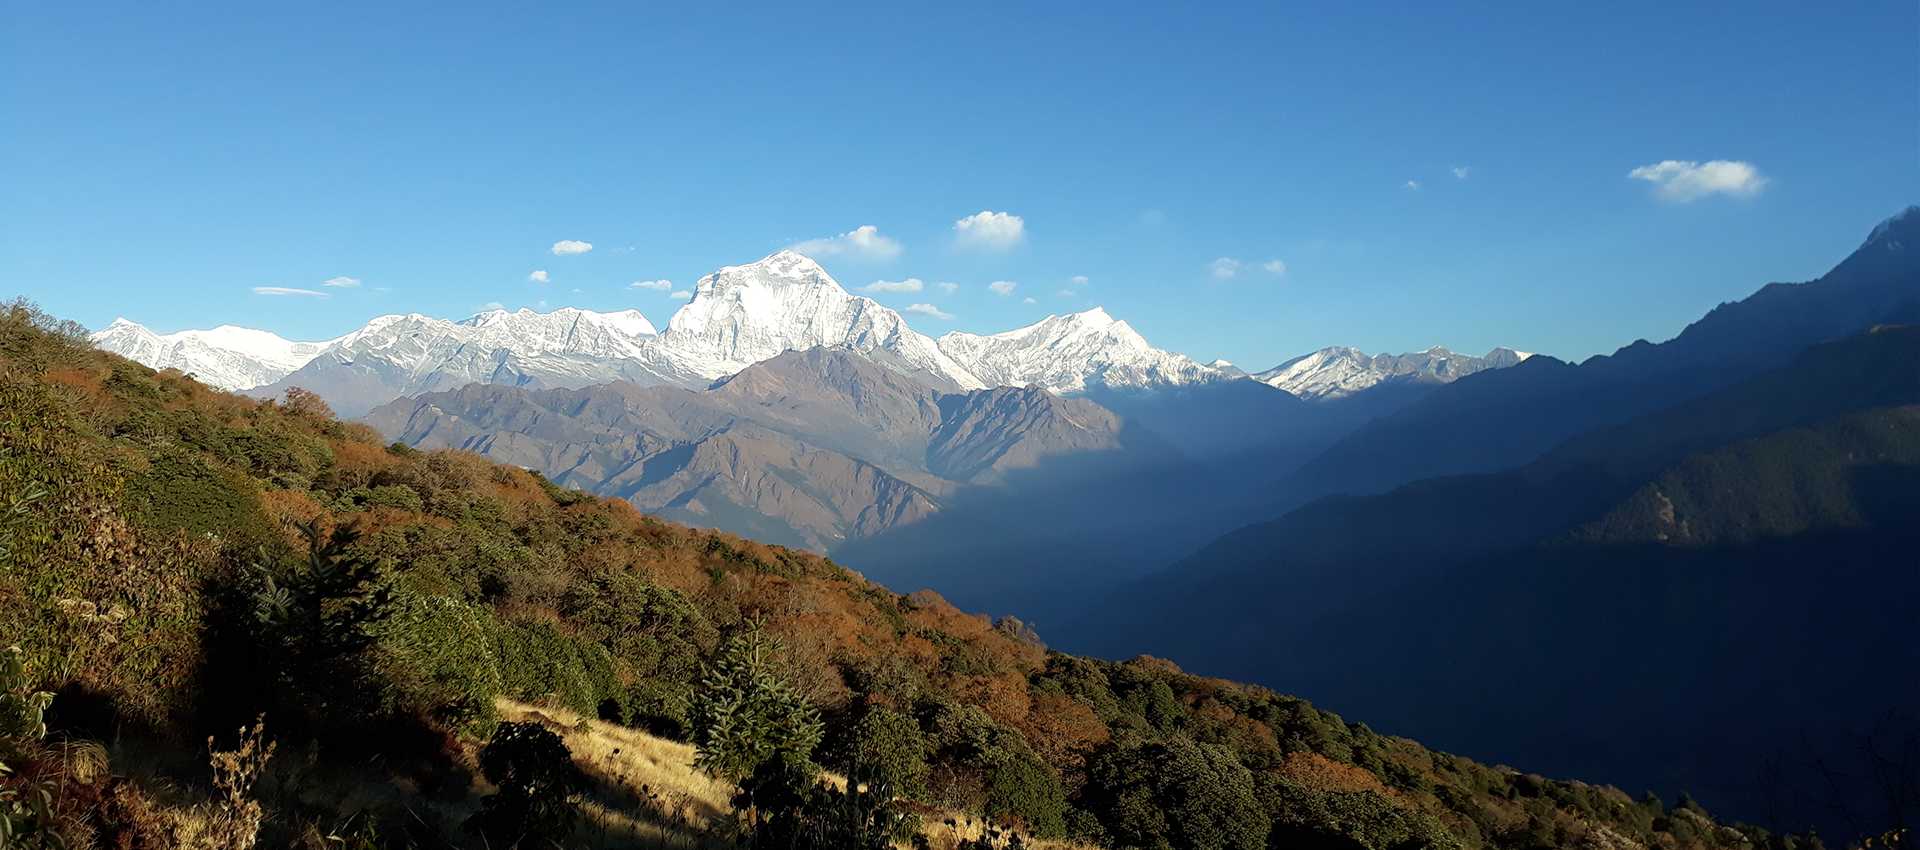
[467,722,584,846]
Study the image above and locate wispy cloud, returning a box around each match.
[1628,159,1767,202]
[861,277,924,294]
[791,224,903,260]
[322,275,361,288]
[953,210,1026,251]
[1209,257,1243,280]
[629,279,672,291]
[904,303,954,320]
[253,286,329,298]
[1262,259,1287,276]
[1404,179,1421,191]
[1069,274,1089,286]
[670,290,692,300]
[1022,296,1037,304]
[1451,166,1471,180]
[551,239,593,256]
[988,280,1018,296]
[529,270,550,284]
[1056,289,1075,297]
[935,281,959,295]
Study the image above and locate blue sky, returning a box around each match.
[2,1,1914,368]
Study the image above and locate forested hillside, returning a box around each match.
[1091,325,1920,840]
[0,301,1807,849]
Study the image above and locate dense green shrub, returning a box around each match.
[467,722,584,846]
[1086,735,1268,850]
[375,593,503,737]
[1260,777,1463,850]
[560,570,713,682]
[618,678,693,738]
[0,645,61,849]
[491,620,620,718]
[985,755,1069,839]
[126,450,279,555]
[837,705,929,800]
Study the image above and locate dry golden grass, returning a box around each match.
[496,698,1099,850]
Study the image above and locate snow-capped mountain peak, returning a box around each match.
[660,250,984,390]
[89,318,333,391]
[936,308,1228,393]
[95,253,1247,410]
[1255,345,1530,400]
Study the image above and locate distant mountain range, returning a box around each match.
[1291,206,1920,498]
[1079,208,1920,836]
[76,205,1920,838]
[89,319,340,392]
[362,346,1171,551]
[1255,345,1532,400]
[93,251,1527,419]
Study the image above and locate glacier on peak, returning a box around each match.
[658,250,983,390]
[89,318,337,391]
[1254,345,1530,401]
[935,307,1231,393]
[96,251,1238,411]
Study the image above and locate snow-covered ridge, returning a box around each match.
[657,250,983,390]
[94,251,1239,407]
[936,307,1232,393]
[88,318,338,391]
[1255,345,1531,400]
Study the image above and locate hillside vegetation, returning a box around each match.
[1090,326,1920,840]
[0,299,1802,849]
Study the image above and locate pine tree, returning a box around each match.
[250,522,397,735]
[688,619,823,784]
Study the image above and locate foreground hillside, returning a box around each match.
[0,300,1797,849]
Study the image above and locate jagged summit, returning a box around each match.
[1864,205,1920,249]
[100,249,1517,412]
[936,308,1228,393]
[1255,345,1529,401]
[662,250,982,390]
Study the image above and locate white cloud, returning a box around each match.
[529,270,550,284]
[551,239,593,256]
[1022,296,1037,304]
[253,286,328,298]
[953,210,1026,251]
[1209,257,1242,280]
[1451,166,1471,180]
[322,275,361,288]
[1262,259,1287,276]
[935,281,959,295]
[629,279,672,291]
[904,303,954,320]
[1069,274,1089,286]
[670,290,692,300]
[480,301,506,311]
[988,280,1018,296]
[1404,179,1421,191]
[1056,289,1075,297]
[791,224,903,260]
[1628,159,1768,202]
[861,277,924,294]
